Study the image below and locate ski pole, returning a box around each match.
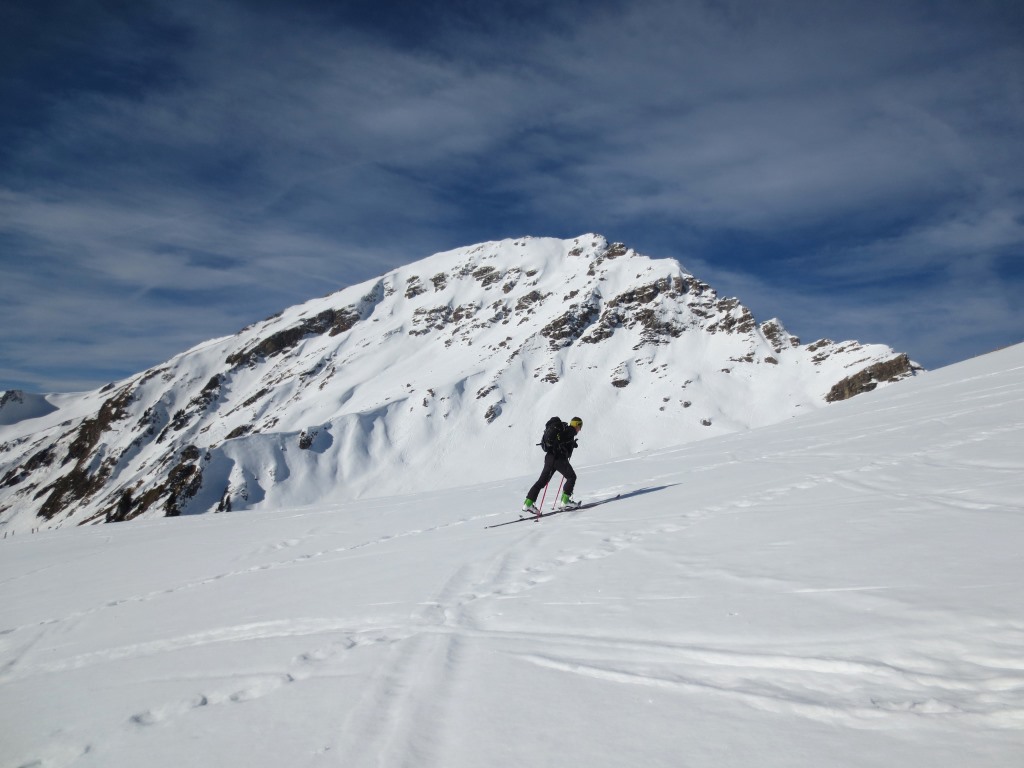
[538,480,551,512]
[554,476,565,507]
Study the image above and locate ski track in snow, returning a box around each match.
[334,480,1022,760]
[0,513,491,650]
[4,464,1024,758]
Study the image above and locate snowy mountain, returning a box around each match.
[0,235,918,532]
[1,342,1020,768]
[0,390,57,426]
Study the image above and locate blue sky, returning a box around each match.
[2,0,1022,392]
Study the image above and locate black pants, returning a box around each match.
[526,452,576,502]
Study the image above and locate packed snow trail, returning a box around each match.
[0,345,1022,767]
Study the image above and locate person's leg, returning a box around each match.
[526,453,557,502]
[555,457,576,497]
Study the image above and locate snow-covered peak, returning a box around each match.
[0,235,919,531]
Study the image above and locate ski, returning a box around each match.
[485,495,621,528]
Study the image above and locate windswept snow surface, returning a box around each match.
[1,344,1022,768]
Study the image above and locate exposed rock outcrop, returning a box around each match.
[826,354,921,402]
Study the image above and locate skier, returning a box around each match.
[522,416,583,514]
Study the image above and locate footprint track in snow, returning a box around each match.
[3,511,495,639]
[118,631,393,734]
[470,514,696,603]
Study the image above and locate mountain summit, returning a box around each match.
[0,235,918,530]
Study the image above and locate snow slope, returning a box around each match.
[1,343,1021,767]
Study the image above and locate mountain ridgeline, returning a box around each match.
[0,235,918,531]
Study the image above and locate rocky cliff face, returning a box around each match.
[0,235,919,532]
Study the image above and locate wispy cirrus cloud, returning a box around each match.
[1,0,1021,390]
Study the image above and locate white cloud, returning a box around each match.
[1,0,1021,388]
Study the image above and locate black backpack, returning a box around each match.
[540,417,565,453]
